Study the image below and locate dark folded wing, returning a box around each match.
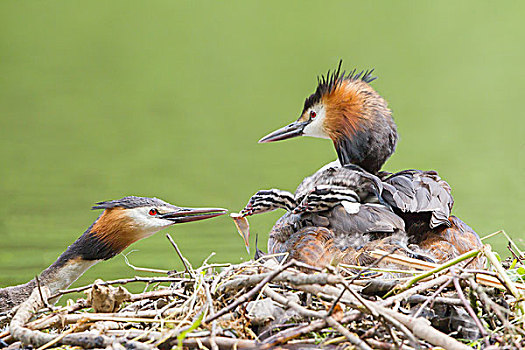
[322,203,405,237]
[270,203,405,253]
[381,170,454,229]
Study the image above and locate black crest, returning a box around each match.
[92,196,173,210]
[302,60,377,113]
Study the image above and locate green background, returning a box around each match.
[1,1,523,289]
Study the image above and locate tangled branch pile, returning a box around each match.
[1,234,524,350]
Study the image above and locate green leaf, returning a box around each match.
[510,259,517,269]
[177,311,205,350]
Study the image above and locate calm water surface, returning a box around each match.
[1,1,522,289]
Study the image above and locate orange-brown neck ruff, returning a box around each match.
[322,80,369,140]
[89,208,140,255]
[57,208,141,263]
[322,80,396,173]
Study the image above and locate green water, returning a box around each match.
[0,1,523,290]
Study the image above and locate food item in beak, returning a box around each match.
[230,213,250,253]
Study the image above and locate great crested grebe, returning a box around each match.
[0,196,226,312]
[255,62,483,267]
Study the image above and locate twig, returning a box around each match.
[219,269,342,293]
[35,321,84,350]
[34,276,52,310]
[373,304,471,350]
[166,233,195,278]
[10,287,151,349]
[325,316,373,350]
[382,275,452,307]
[206,261,294,324]
[27,307,185,330]
[122,251,171,274]
[413,277,452,318]
[156,261,296,348]
[483,245,524,315]
[481,230,504,241]
[203,279,218,350]
[384,249,480,297]
[450,268,489,345]
[260,311,362,347]
[263,287,373,350]
[49,276,185,299]
[467,276,510,327]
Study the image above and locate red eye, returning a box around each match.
[149,208,158,216]
[310,110,317,119]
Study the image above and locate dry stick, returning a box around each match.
[203,279,218,350]
[166,233,195,278]
[39,287,186,328]
[382,275,452,308]
[365,338,414,350]
[467,276,510,327]
[211,264,237,293]
[263,287,373,350]
[32,288,189,331]
[156,261,295,348]
[9,287,151,350]
[130,287,189,302]
[375,309,418,348]
[122,251,171,274]
[294,282,468,350]
[465,269,520,291]
[339,281,378,317]
[206,261,294,324]
[286,284,390,342]
[480,230,503,242]
[260,311,362,347]
[181,336,255,349]
[105,330,256,350]
[385,249,480,297]
[219,269,343,293]
[501,230,525,258]
[49,276,185,300]
[35,321,84,350]
[413,278,452,318]
[327,247,405,316]
[484,245,525,315]
[34,276,52,311]
[370,249,523,291]
[324,316,373,350]
[450,268,489,346]
[28,310,189,330]
[407,295,462,307]
[372,304,471,350]
[342,281,419,347]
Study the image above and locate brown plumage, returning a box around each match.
[89,207,146,256]
[267,211,484,271]
[268,222,434,272]
[417,216,484,268]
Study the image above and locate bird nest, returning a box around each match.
[1,232,524,350]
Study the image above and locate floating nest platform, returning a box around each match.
[1,232,524,349]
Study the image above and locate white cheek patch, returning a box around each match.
[342,201,361,214]
[302,106,330,139]
[125,207,174,238]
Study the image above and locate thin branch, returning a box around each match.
[166,233,195,278]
